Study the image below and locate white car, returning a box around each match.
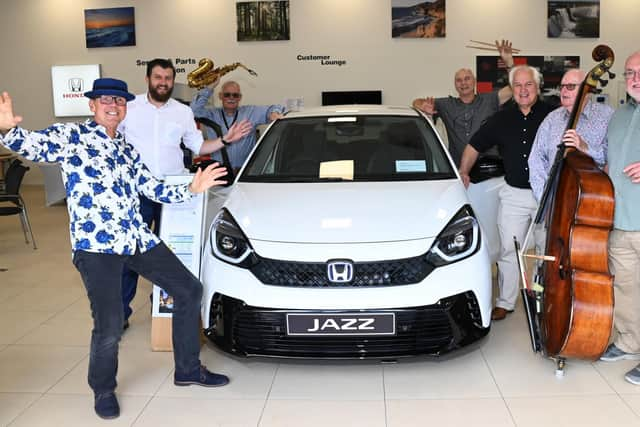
[200,105,498,358]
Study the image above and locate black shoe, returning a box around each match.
[174,365,230,387]
[123,320,130,332]
[94,392,120,419]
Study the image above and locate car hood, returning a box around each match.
[223,181,470,243]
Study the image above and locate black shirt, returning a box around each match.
[470,99,553,189]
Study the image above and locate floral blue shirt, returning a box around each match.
[2,120,193,255]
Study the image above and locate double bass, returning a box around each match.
[517,45,616,375]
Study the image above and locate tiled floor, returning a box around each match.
[1,186,640,426]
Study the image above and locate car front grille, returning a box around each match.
[249,254,434,288]
[206,292,488,358]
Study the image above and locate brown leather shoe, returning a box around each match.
[491,307,513,321]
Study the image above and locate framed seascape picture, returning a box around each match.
[237,1,290,41]
[548,0,600,38]
[391,0,445,38]
[84,7,136,48]
[476,55,580,107]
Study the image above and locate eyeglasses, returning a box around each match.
[623,70,640,80]
[559,83,579,91]
[222,92,241,99]
[97,95,127,106]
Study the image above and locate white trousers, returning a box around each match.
[495,184,537,310]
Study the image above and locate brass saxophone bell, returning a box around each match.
[187,58,258,89]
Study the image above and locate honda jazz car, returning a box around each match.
[200,105,495,358]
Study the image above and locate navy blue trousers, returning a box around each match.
[73,243,202,394]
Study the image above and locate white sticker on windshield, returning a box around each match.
[396,160,426,172]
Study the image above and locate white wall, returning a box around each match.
[1,0,638,184]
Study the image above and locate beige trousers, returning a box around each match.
[495,184,537,310]
[610,229,640,353]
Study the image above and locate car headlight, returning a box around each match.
[426,205,480,267]
[210,208,256,267]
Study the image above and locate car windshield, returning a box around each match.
[240,115,456,182]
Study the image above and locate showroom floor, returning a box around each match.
[2,186,640,427]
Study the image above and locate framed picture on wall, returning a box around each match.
[236,1,290,41]
[84,7,136,48]
[476,55,580,107]
[547,1,600,38]
[391,0,445,38]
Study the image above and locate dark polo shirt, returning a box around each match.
[470,99,553,189]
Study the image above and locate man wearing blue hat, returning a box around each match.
[0,78,232,420]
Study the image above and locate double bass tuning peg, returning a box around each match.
[598,78,609,88]
[608,71,616,80]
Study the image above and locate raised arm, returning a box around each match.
[191,87,215,120]
[496,39,515,105]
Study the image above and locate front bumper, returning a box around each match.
[204,291,490,358]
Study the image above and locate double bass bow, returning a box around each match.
[517,45,616,374]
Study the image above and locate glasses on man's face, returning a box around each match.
[98,95,127,106]
[559,83,579,91]
[623,70,640,80]
[222,92,241,99]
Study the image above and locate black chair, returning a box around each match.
[0,159,36,249]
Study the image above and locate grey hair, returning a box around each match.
[509,65,543,94]
[220,80,241,92]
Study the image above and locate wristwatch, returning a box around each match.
[221,137,230,146]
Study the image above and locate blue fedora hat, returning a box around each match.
[84,78,135,102]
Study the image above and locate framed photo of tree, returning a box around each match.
[237,1,290,41]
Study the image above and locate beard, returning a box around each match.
[148,83,173,103]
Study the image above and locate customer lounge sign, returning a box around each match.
[51,64,101,117]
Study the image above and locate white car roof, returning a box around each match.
[284,104,420,119]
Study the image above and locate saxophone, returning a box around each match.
[187,58,258,89]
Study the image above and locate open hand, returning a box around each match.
[224,119,253,143]
[0,92,23,133]
[413,97,437,115]
[496,39,515,68]
[189,162,228,193]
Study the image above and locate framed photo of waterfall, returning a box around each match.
[84,7,136,48]
[547,1,600,38]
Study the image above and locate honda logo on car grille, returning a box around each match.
[327,260,354,283]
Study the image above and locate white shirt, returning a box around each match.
[118,94,204,177]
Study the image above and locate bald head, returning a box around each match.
[454,68,476,100]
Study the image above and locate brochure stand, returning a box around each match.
[151,174,205,351]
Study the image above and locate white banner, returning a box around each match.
[51,64,101,117]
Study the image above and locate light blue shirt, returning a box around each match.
[191,87,284,169]
[528,101,613,201]
[607,99,640,231]
[2,120,192,254]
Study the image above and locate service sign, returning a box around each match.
[51,64,101,117]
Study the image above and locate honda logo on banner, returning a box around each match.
[327,260,354,283]
[68,78,84,92]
